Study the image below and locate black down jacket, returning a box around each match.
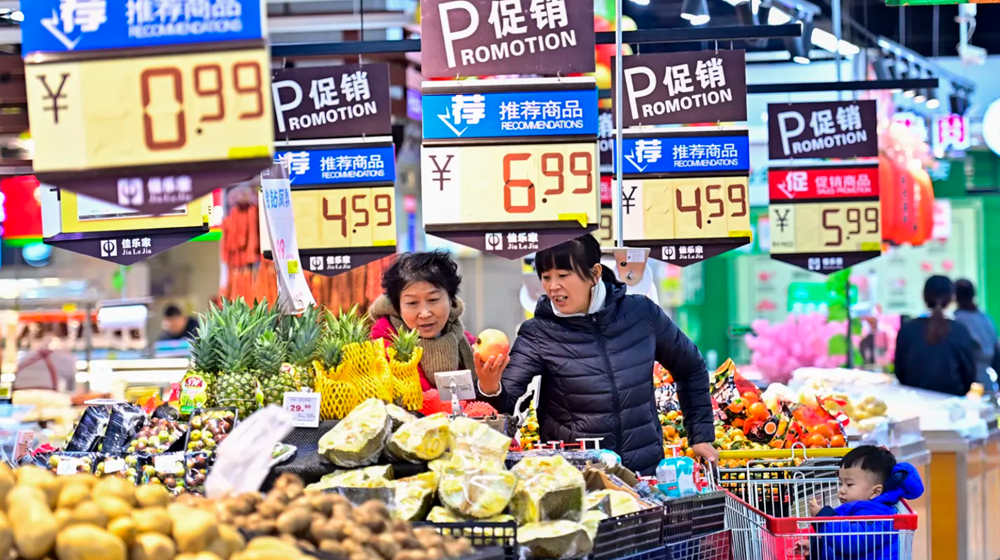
[499,281,715,476]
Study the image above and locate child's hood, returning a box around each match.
[834,461,925,516]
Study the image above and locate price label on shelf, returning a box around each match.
[768,163,882,274]
[283,392,321,428]
[56,458,80,476]
[104,457,125,475]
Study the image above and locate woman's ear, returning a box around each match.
[592,264,603,285]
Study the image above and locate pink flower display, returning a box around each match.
[744,313,848,385]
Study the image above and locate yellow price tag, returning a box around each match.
[293,186,396,251]
[770,201,881,255]
[27,47,274,174]
[620,176,751,243]
[287,260,300,274]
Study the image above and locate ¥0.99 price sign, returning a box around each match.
[768,164,882,274]
[620,176,752,266]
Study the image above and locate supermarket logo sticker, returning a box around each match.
[100,239,117,257]
[484,232,539,253]
[308,255,353,272]
[485,232,503,251]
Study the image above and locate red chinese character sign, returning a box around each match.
[768,164,882,274]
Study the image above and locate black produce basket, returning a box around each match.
[592,506,665,560]
[663,529,731,560]
[416,521,518,560]
[661,490,727,545]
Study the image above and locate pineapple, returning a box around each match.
[317,333,345,372]
[181,303,222,414]
[282,305,323,390]
[212,298,277,420]
[316,331,357,420]
[256,331,296,406]
[389,327,420,364]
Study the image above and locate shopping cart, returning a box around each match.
[719,447,918,560]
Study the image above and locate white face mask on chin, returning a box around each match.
[551,279,607,318]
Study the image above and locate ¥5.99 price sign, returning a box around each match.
[421,142,600,258]
[28,48,273,174]
[619,176,752,266]
[768,164,882,274]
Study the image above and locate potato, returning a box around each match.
[9,485,49,506]
[71,501,109,528]
[443,538,472,559]
[95,496,132,520]
[55,509,74,531]
[320,540,348,556]
[92,477,135,506]
[218,524,247,557]
[371,533,400,560]
[11,493,58,559]
[132,508,172,535]
[55,525,127,560]
[0,510,13,560]
[134,484,171,509]
[107,517,136,547]
[170,505,220,553]
[177,554,223,560]
[275,507,311,536]
[131,532,176,560]
[16,467,59,508]
[57,484,92,510]
[60,473,97,489]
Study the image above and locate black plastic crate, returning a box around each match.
[661,491,727,545]
[592,506,665,560]
[664,530,731,560]
[417,521,518,560]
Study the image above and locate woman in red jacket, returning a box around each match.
[369,251,509,393]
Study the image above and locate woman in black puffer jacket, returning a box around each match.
[477,236,717,476]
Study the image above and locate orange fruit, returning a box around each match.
[732,418,745,429]
[813,424,834,439]
[830,435,847,448]
[741,391,760,404]
[728,400,745,413]
[748,402,770,422]
[769,439,784,449]
[685,448,696,458]
[806,434,828,448]
[664,425,677,438]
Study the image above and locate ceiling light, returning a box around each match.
[783,14,813,65]
[629,0,650,5]
[768,8,792,24]
[681,0,710,25]
[926,97,940,110]
[810,28,860,57]
[913,89,928,104]
[9,11,21,22]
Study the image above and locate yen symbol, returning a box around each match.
[775,208,791,232]
[38,73,71,125]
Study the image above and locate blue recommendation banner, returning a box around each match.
[422,88,599,140]
[21,0,265,55]
[277,145,396,187]
[614,133,751,176]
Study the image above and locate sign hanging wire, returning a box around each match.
[614,0,624,249]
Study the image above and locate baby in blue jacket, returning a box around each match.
[798,445,924,560]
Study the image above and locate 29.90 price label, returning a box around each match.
[421,143,600,228]
[27,48,274,174]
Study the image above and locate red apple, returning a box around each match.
[475,329,510,362]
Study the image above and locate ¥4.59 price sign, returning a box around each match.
[262,142,397,276]
[620,176,751,266]
[768,164,882,274]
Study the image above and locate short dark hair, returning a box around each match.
[535,235,616,284]
[841,446,896,486]
[164,305,183,318]
[381,251,462,311]
[955,279,977,312]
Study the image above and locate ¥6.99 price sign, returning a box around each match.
[422,142,600,258]
[620,176,752,266]
[768,164,882,274]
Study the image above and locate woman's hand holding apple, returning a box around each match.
[475,329,510,394]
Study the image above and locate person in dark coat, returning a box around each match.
[477,236,717,476]
[894,276,977,396]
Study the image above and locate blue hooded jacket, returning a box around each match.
[809,462,924,560]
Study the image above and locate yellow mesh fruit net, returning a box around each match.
[344,340,393,404]
[316,361,359,420]
[388,346,424,411]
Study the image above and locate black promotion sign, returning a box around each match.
[420,0,595,78]
[272,64,392,141]
[768,100,879,160]
[613,50,747,127]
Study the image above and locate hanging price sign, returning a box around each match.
[40,186,213,265]
[768,163,882,274]
[615,129,751,266]
[421,78,600,259]
[595,175,615,247]
[261,141,397,276]
[21,0,273,216]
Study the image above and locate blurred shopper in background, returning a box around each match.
[894,276,976,396]
[953,279,999,394]
[160,304,197,341]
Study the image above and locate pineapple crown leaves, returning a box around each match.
[317,334,344,370]
[254,330,289,377]
[328,305,370,346]
[389,327,421,363]
[286,306,322,367]
[213,299,278,374]
[190,302,222,373]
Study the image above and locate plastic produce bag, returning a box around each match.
[48,452,97,475]
[519,520,594,559]
[141,452,187,494]
[126,417,186,454]
[448,416,512,466]
[393,471,439,521]
[438,462,517,519]
[206,405,295,498]
[318,398,392,468]
[102,403,147,455]
[309,465,394,491]
[65,405,110,452]
[387,412,449,462]
[510,455,586,524]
